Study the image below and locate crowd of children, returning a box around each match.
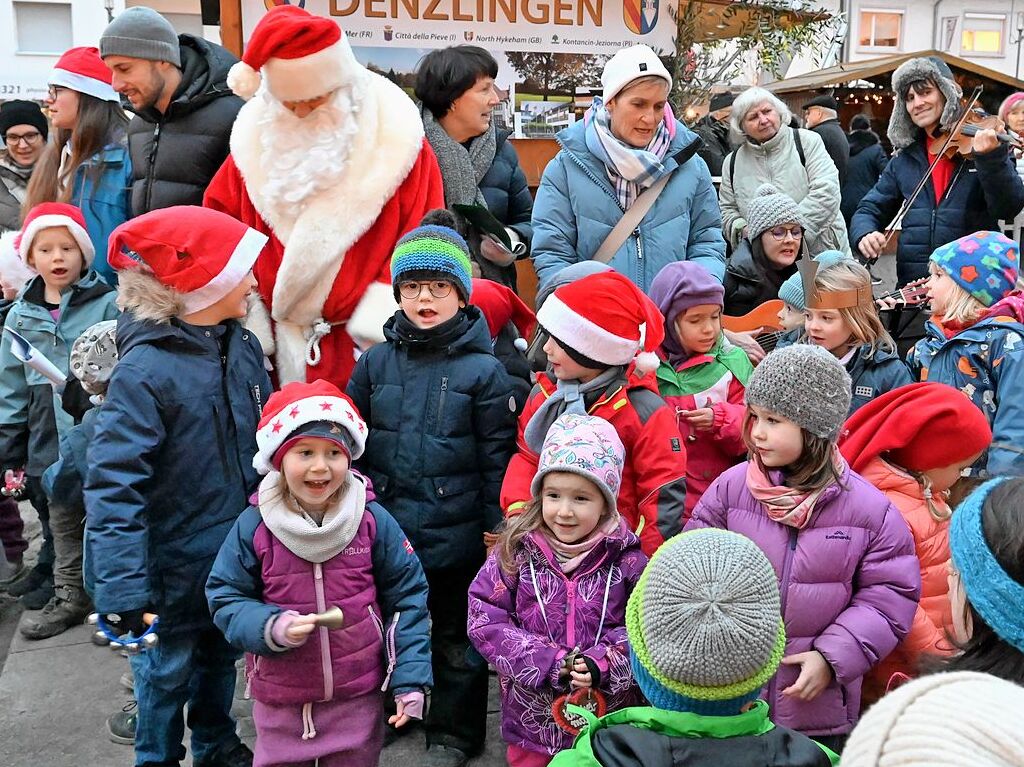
[0,189,1023,767]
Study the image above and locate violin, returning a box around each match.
[934,106,1024,159]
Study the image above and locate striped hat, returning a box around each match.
[627,528,786,714]
[390,210,473,301]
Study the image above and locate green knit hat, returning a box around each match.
[627,529,786,714]
[391,210,474,301]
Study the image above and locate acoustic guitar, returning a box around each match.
[722,300,785,333]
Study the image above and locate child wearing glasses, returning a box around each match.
[724,184,807,318]
[347,209,517,766]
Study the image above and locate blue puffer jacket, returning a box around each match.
[346,306,517,571]
[480,132,534,249]
[851,139,1024,284]
[776,339,914,416]
[69,143,133,285]
[84,312,271,634]
[908,306,1024,477]
[0,271,118,475]
[531,118,726,293]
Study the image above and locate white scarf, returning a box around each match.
[258,470,367,563]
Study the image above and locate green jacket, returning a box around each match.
[550,701,838,767]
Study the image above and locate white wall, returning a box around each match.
[0,0,211,101]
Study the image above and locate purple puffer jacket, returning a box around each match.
[248,514,384,705]
[685,461,920,736]
[468,520,647,756]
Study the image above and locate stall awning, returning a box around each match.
[766,49,1024,92]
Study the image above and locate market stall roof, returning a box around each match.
[689,0,829,42]
[766,49,1024,92]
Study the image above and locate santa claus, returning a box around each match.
[204,6,443,387]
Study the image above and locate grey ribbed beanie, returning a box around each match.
[746,344,851,440]
[100,7,181,67]
[746,183,804,240]
[842,672,1024,767]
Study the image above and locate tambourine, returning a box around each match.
[88,612,160,654]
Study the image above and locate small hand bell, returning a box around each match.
[314,606,344,630]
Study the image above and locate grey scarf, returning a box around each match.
[259,470,367,563]
[523,367,624,453]
[421,105,496,208]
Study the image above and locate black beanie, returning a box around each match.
[0,100,48,142]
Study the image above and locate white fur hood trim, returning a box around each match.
[229,72,425,327]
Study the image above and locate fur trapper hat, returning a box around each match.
[888,56,961,150]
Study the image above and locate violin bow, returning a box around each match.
[882,85,984,249]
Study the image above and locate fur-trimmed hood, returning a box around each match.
[888,56,962,150]
[115,269,187,324]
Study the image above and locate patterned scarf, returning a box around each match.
[584,97,674,210]
[522,367,623,453]
[538,515,621,574]
[745,449,847,530]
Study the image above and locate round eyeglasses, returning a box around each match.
[398,280,454,300]
[4,131,42,147]
[769,226,803,241]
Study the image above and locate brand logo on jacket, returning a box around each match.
[855,385,873,398]
[825,530,851,541]
[343,545,371,556]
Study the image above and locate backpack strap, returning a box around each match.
[793,127,806,168]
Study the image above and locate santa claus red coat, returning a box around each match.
[204,8,443,388]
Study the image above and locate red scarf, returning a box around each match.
[926,134,955,203]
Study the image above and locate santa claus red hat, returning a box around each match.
[50,47,119,103]
[16,202,95,266]
[470,278,536,351]
[839,382,992,474]
[227,6,362,103]
[107,206,268,315]
[537,271,665,373]
[254,379,367,474]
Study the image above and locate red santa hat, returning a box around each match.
[107,206,268,315]
[16,202,95,266]
[50,47,119,103]
[254,379,367,474]
[537,271,665,374]
[227,6,361,103]
[470,278,536,351]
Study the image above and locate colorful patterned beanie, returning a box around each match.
[627,528,786,715]
[929,231,1019,308]
[530,413,625,513]
[390,210,474,302]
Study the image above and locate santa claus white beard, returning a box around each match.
[256,86,363,214]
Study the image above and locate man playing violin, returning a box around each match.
[852,55,1024,285]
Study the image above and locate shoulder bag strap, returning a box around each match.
[591,172,672,264]
[793,127,806,168]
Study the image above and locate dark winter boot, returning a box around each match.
[106,700,137,745]
[20,584,92,639]
[4,561,50,596]
[195,739,253,767]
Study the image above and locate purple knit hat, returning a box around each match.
[530,413,625,513]
[648,261,724,363]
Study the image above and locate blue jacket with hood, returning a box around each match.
[531,118,726,293]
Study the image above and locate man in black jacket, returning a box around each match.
[100,7,243,216]
[803,94,849,184]
[693,92,733,177]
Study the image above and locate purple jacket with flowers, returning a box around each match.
[468,520,647,756]
[207,499,431,706]
[685,461,919,736]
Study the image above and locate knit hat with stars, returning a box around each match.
[254,379,367,474]
[929,231,1019,308]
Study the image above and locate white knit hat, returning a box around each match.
[843,672,1024,767]
[601,45,672,103]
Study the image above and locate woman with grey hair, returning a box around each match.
[719,86,851,258]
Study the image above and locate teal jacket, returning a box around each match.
[549,700,837,767]
[531,118,726,293]
[0,271,118,474]
[68,142,133,285]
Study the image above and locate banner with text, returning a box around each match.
[240,0,677,54]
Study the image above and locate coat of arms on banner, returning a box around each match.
[623,0,658,35]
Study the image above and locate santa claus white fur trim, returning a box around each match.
[538,294,643,367]
[254,393,367,474]
[0,231,36,293]
[243,292,275,356]
[18,214,94,266]
[229,41,359,104]
[347,281,398,345]
[230,70,424,384]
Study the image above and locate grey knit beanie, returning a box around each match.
[746,344,851,440]
[627,528,786,714]
[100,7,181,67]
[745,183,804,240]
[842,672,1024,767]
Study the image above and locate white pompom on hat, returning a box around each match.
[227,5,362,102]
[601,44,672,103]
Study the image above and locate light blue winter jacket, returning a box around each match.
[68,142,133,285]
[531,118,726,293]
